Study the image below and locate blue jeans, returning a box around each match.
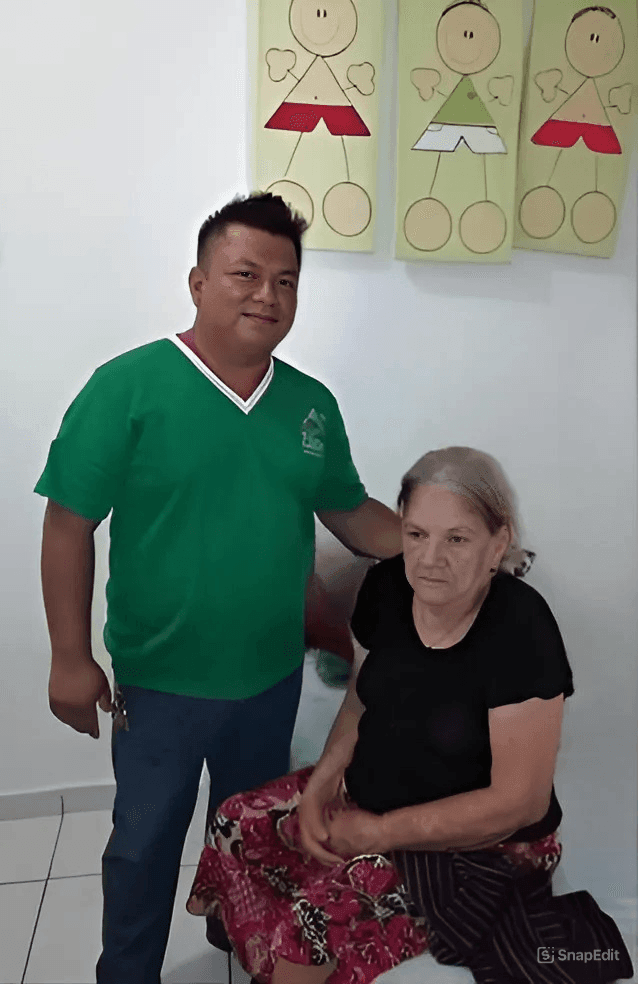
[96,666,304,984]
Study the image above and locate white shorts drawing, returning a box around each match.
[412,123,507,154]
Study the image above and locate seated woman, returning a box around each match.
[187,447,632,984]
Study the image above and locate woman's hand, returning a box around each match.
[298,773,348,866]
[324,806,387,861]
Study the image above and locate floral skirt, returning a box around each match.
[186,767,561,984]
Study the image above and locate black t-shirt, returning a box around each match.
[344,555,575,842]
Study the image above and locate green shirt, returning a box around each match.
[432,76,495,127]
[35,337,367,699]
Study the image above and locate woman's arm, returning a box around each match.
[378,694,565,852]
[298,641,367,865]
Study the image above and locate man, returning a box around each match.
[35,193,401,984]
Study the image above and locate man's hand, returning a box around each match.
[49,660,113,739]
[324,805,387,860]
[317,498,402,560]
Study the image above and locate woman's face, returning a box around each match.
[402,484,509,608]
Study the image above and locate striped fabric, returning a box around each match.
[387,848,633,983]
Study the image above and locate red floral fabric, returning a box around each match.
[187,767,561,984]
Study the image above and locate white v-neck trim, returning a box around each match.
[168,334,274,415]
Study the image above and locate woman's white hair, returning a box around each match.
[397,447,535,577]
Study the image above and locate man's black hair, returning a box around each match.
[572,6,617,23]
[197,192,308,271]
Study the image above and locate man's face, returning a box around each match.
[189,224,299,360]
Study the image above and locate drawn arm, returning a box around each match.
[410,68,446,101]
[343,62,375,96]
[266,48,299,82]
[487,76,515,106]
[607,83,633,115]
[534,69,570,102]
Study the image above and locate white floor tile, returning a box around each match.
[231,955,252,984]
[24,865,227,984]
[0,815,61,884]
[0,880,45,984]
[24,873,103,983]
[50,809,113,879]
[376,952,473,983]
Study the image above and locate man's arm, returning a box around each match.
[316,498,402,560]
[42,500,113,738]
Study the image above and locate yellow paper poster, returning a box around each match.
[252,0,384,252]
[516,1,638,258]
[395,0,525,263]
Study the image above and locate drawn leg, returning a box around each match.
[285,133,305,177]
[322,138,372,238]
[404,152,453,252]
[459,155,507,255]
[267,133,315,226]
[571,154,616,243]
[519,148,566,239]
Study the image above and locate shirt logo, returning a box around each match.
[302,409,326,458]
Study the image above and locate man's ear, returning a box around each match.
[188,266,205,306]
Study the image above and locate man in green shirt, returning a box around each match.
[35,193,401,984]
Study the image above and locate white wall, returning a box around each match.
[1,0,636,908]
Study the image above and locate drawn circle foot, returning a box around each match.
[571,192,616,244]
[460,201,506,254]
[519,186,565,239]
[267,180,314,227]
[322,182,371,237]
[404,198,452,252]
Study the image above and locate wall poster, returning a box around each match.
[253,0,385,252]
[516,1,637,258]
[395,0,525,263]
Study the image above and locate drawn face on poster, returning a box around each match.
[256,0,383,251]
[517,3,635,255]
[397,0,524,262]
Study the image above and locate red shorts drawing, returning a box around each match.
[532,118,621,154]
[265,102,370,136]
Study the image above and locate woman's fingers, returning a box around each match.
[304,836,345,866]
[299,815,343,865]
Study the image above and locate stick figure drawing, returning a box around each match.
[396,0,524,261]
[255,0,383,250]
[517,3,636,253]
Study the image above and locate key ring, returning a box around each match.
[111,681,129,732]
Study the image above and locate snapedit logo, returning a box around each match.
[537,947,621,964]
[302,409,326,458]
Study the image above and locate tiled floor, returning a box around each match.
[1,656,636,983]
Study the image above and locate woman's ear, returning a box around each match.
[495,523,512,566]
